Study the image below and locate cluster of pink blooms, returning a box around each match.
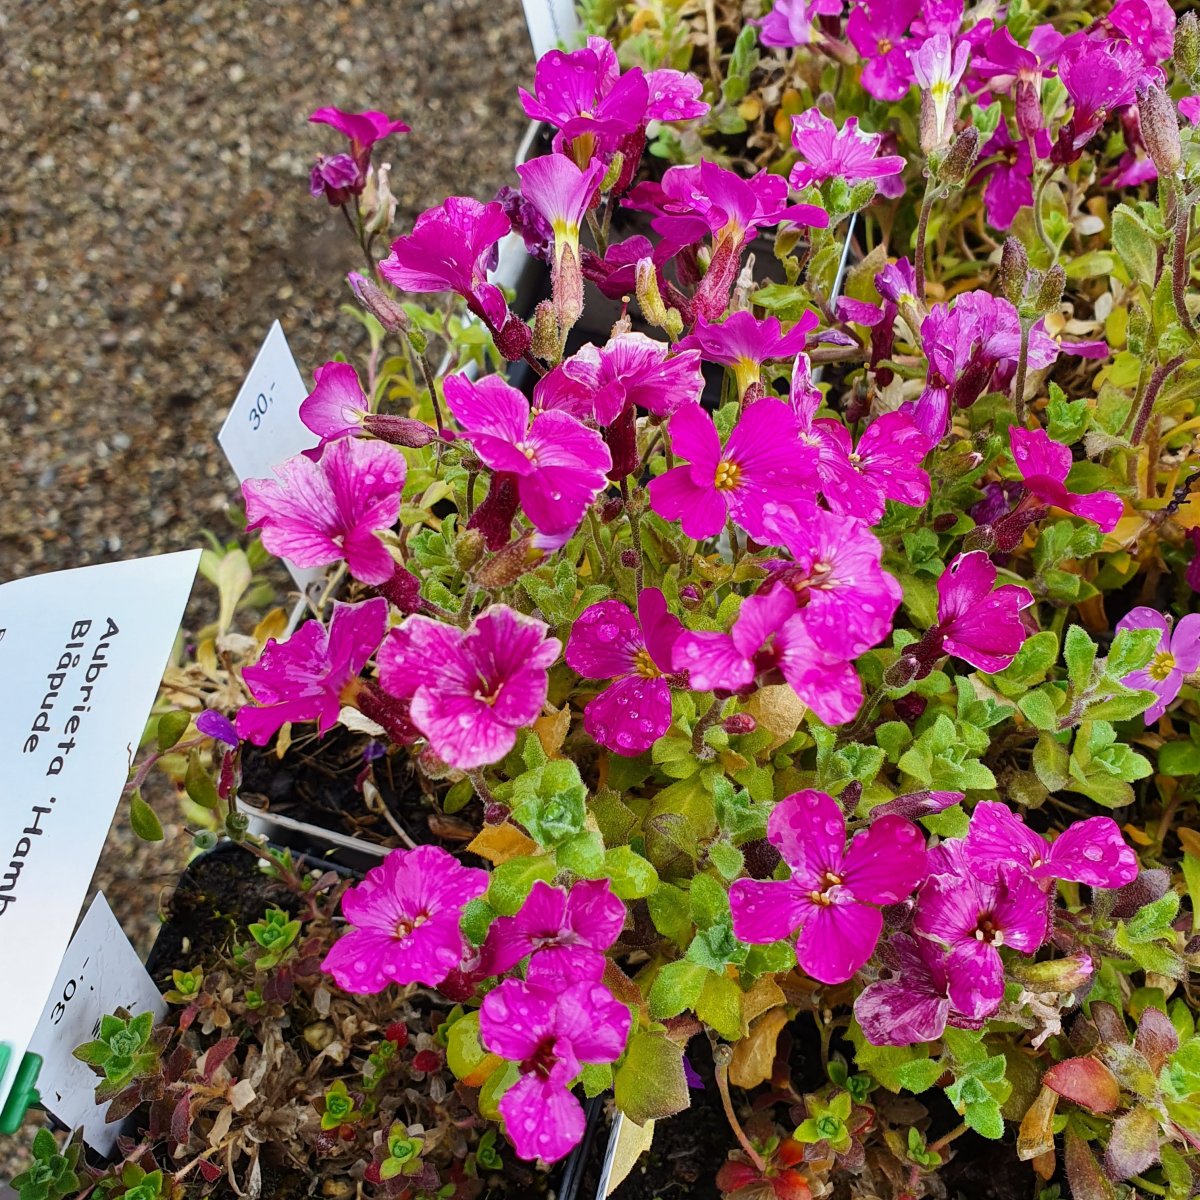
[212,7,1197,1165]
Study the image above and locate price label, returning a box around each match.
[217,321,324,601]
[27,894,167,1154]
[0,550,199,1118]
[520,0,580,58]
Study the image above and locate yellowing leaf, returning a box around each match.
[741,976,786,1026]
[1122,822,1154,847]
[534,704,571,759]
[1176,827,1200,858]
[254,607,289,648]
[467,822,538,865]
[730,1006,788,1090]
[1017,1085,1058,1161]
[745,684,806,747]
[604,1115,655,1197]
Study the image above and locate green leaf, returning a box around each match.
[696,971,744,1040]
[129,790,164,842]
[993,631,1059,692]
[689,873,730,929]
[1112,203,1159,289]
[895,1056,945,1094]
[1125,891,1182,942]
[962,1097,1005,1139]
[601,846,659,900]
[614,1032,689,1125]
[156,710,191,751]
[1105,626,1162,678]
[1033,733,1070,791]
[184,749,220,810]
[1018,687,1061,732]
[649,960,708,1019]
[707,840,745,881]
[485,855,556,916]
[1064,625,1098,690]
[1046,384,1089,445]
[1159,739,1200,777]
[510,759,587,848]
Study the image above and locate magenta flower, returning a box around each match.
[480,977,630,1163]
[796,399,934,525]
[1056,36,1144,155]
[1180,96,1200,124]
[300,360,369,453]
[243,437,404,585]
[730,790,927,984]
[847,0,920,101]
[966,801,1138,890]
[322,845,487,994]
[676,310,818,396]
[575,333,704,424]
[378,606,561,770]
[789,109,907,189]
[516,154,605,269]
[926,551,1034,673]
[647,399,818,543]
[236,598,387,745]
[673,586,865,725]
[912,840,1048,1018]
[380,196,512,334]
[756,0,843,47]
[975,122,1050,231]
[310,106,410,166]
[759,501,902,658]
[1010,425,1124,532]
[480,879,626,983]
[1114,606,1200,723]
[443,373,611,536]
[566,588,684,755]
[912,34,969,146]
[1109,0,1177,68]
[854,933,984,1046]
[520,45,646,146]
[973,25,1063,139]
[309,153,363,205]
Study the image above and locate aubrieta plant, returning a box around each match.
[53,3,1200,1197]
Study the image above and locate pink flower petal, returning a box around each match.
[841,815,927,904]
[796,900,884,984]
[566,599,644,680]
[499,1074,586,1163]
[584,674,673,755]
[767,789,845,881]
[729,878,808,943]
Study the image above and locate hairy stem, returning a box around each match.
[914,179,944,299]
[1012,318,1033,423]
[1131,354,1187,446]
[714,1044,767,1174]
[691,698,726,759]
[928,1121,969,1157]
[1171,191,1197,338]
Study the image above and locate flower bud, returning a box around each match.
[348,272,408,332]
[893,693,927,722]
[225,811,250,839]
[680,584,703,610]
[884,654,920,690]
[1139,85,1182,176]
[619,548,639,569]
[937,127,979,187]
[636,257,670,329]
[932,512,958,533]
[998,237,1030,307]
[722,712,757,735]
[919,90,940,156]
[467,473,519,550]
[454,528,486,571]
[1033,263,1065,316]
[362,413,438,448]
[600,496,625,524]
[1175,12,1200,85]
[376,563,426,613]
[600,151,625,193]
[530,300,560,360]
[493,314,532,362]
[355,681,419,744]
[1014,78,1043,142]
[847,180,877,211]
[1011,953,1094,994]
[474,533,549,587]
[361,162,397,235]
[962,523,998,554]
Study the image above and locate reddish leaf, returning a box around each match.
[198,1158,222,1183]
[170,1090,193,1147]
[1134,1007,1179,1074]
[1090,1002,1130,1048]
[201,1036,239,1084]
[1044,1057,1122,1113]
[1104,1104,1161,1181]
[105,1084,142,1124]
[1064,1130,1115,1200]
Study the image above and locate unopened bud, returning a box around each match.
[494,314,532,362]
[376,563,426,613]
[619,549,639,569]
[664,307,684,340]
[362,413,438,448]
[636,257,670,329]
[225,811,250,839]
[847,180,877,211]
[530,300,560,360]
[1139,86,1182,176]
[937,127,979,187]
[722,712,757,735]
[600,496,625,524]
[475,533,548,587]
[932,512,958,534]
[884,654,920,690]
[962,523,998,554]
[600,151,625,193]
[1034,263,1065,316]
[361,162,397,235]
[679,584,703,610]
[1175,12,1200,85]
[454,528,486,570]
[407,326,428,355]
[1011,953,1094,993]
[347,272,408,332]
[1014,77,1043,142]
[998,237,1030,307]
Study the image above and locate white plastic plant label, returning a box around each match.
[27,894,167,1154]
[520,0,581,58]
[0,549,199,1117]
[217,320,324,600]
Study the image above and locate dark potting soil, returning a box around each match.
[238,726,450,852]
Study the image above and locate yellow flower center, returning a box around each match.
[713,459,742,490]
[395,913,427,939]
[633,648,661,679]
[808,870,843,907]
[1149,650,1177,682]
[514,441,538,465]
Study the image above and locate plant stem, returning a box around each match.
[1012,317,1033,423]
[1131,354,1187,446]
[713,1044,767,1174]
[691,698,725,758]
[928,1122,969,1157]
[1032,167,1056,258]
[914,179,944,299]
[408,341,445,436]
[1172,191,1197,337]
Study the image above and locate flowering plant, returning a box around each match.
[85,8,1200,1198]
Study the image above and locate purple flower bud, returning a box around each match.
[679,584,703,610]
[309,153,363,206]
[619,549,639,569]
[347,273,409,332]
[361,413,438,448]
[721,712,757,735]
[494,315,533,362]
[197,709,238,747]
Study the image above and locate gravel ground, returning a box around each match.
[0,0,533,1173]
